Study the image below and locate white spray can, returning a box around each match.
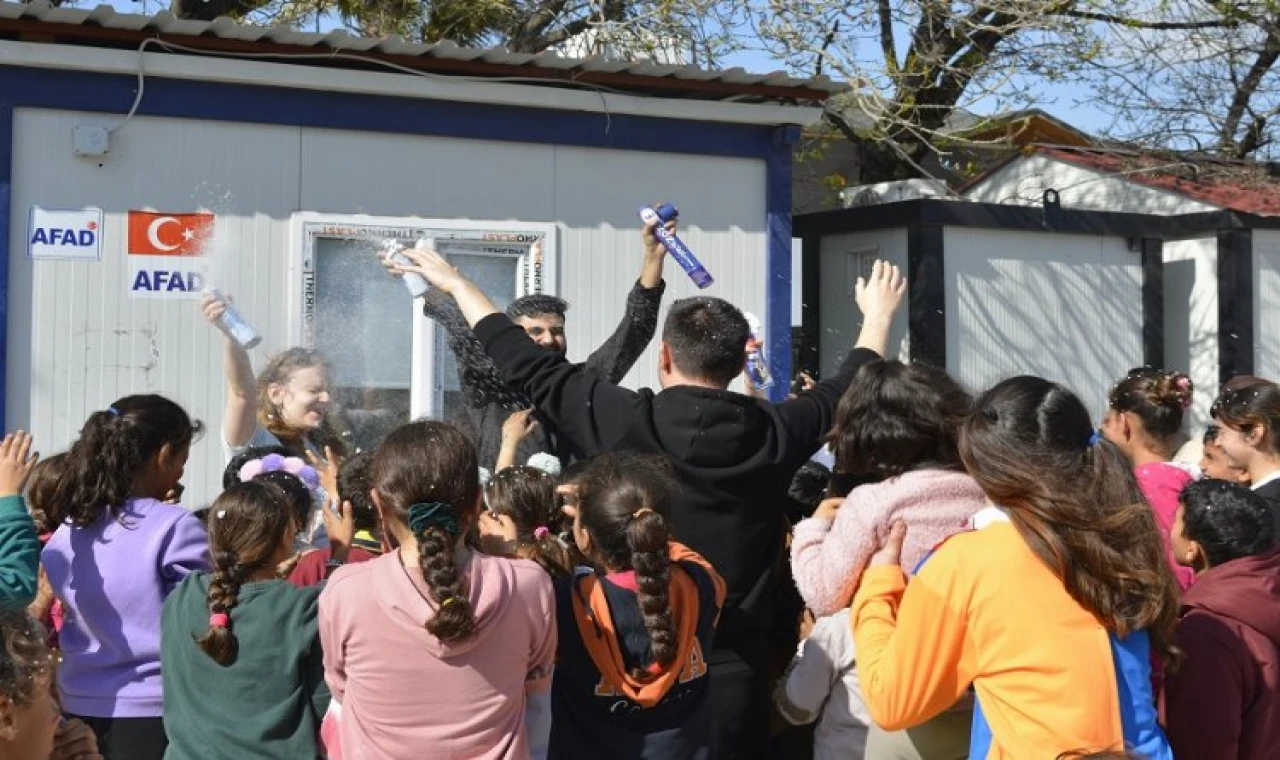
[204,287,262,349]
[379,239,431,298]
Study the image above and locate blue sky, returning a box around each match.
[98,0,1113,136]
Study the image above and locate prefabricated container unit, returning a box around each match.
[966,153,1280,426]
[1,4,833,505]
[794,199,1276,430]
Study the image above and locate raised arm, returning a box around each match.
[584,218,670,383]
[422,289,526,409]
[202,293,259,448]
[0,432,38,607]
[394,247,641,456]
[852,524,974,731]
[776,261,905,460]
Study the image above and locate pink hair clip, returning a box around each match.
[209,612,230,628]
[533,526,550,540]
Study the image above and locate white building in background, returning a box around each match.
[795,145,1280,426]
[0,2,837,505]
[964,146,1280,427]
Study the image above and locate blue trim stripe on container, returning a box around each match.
[765,126,799,401]
[0,103,12,430]
[0,64,799,427]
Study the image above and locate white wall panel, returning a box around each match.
[945,228,1143,417]
[550,144,767,392]
[1254,230,1280,380]
[1163,237,1218,428]
[297,129,767,393]
[9,108,301,506]
[9,110,771,506]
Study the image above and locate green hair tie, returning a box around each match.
[407,502,460,538]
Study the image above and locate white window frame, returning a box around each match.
[290,213,558,421]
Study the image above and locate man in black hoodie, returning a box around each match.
[397,248,905,759]
[406,224,670,470]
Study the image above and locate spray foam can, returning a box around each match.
[205,287,262,350]
[638,203,713,289]
[379,239,431,298]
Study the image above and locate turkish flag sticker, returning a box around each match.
[127,211,214,257]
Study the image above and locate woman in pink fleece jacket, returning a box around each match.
[1100,368,1197,591]
[791,360,985,617]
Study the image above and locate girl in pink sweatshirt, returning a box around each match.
[790,360,985,616]
[319,421,555,760]
[1100,368,1197,591]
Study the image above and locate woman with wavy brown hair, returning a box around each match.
[850,376,1179,760]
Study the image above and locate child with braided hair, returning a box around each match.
[160,480,328,759]
[319,421,555,759]
[477,465,575,580]
[550,452,726,760]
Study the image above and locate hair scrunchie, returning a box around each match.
[408,502,460,538]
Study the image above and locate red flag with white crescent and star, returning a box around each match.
[126,211,214,257]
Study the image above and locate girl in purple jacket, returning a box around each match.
[41,395,210,760]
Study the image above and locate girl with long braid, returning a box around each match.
[550,452,725,760]
[160,480,328,759]
[318,421,556,759]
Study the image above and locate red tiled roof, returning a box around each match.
[1032,146,1280,216]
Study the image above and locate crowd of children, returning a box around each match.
[0,230,1278,760]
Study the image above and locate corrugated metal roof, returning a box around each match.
[0,1,844,102]
[1030,146,1280,217]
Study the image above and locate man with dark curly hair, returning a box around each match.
[415,220,671,467]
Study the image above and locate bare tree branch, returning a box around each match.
[1056,9,1235,30]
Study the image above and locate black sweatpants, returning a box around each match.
[71,715,167,760]
[709,640,772,760]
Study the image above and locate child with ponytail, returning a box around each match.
[41,395,209,760]
[319,421,556,759]
[1102,368,1198,589]
[478,465,574,580]
[161,480,328,759]
[550,452,726,760]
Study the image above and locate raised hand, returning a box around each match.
[201,291,228,328]
[0,431,37,497]
[854,260,907,322]
[502,409,539,445]
[395,245,468,295]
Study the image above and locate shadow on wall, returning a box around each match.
[951,245,1142,418]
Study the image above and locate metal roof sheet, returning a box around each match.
[0,1,844,102]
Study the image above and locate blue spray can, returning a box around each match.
[742,311,773,390]
[638,203,713,289]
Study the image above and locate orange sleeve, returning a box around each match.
[851,560,976,731]
[669,541,727,610]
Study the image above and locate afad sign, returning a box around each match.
[27,207,104,261]
[126,211,214,300]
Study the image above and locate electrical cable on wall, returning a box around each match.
[112,35,617,136]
